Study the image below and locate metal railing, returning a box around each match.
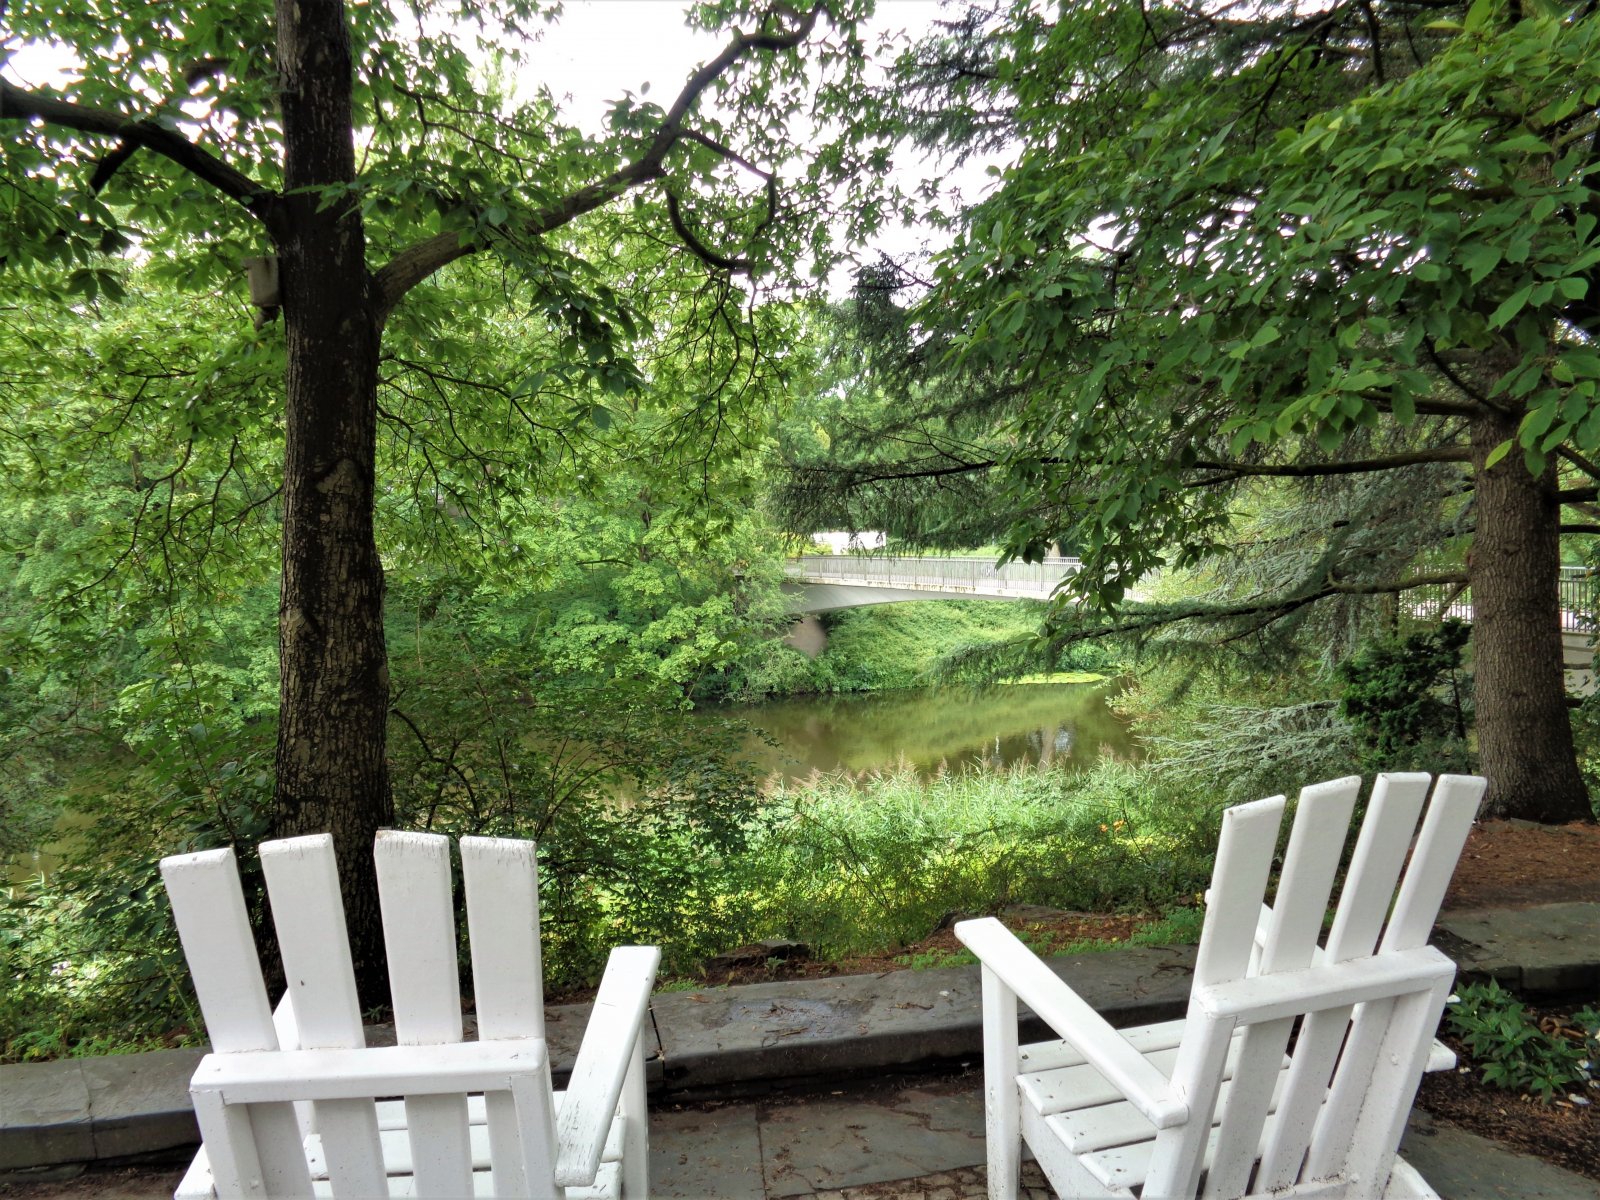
[790,556,1597,631]
[784,554,1082,597]
[1404,565,1594,633]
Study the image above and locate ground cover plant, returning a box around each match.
[1445,980,1600,1103]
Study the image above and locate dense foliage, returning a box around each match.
[780,0,1600,821]
[1337,619,1472,764]
[10,0,1600,1065]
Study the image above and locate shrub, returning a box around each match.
[1336,620,1472,767]
[1446,980,1600,1103]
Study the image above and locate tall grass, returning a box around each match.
[731,759,1225,957]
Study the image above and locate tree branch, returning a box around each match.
[666,189,750,272]
[1559,445,1600,482]
[373,3,826,317]
[0,80,276,219]
[1190,445,1469,485]
[1060,570,1471,641]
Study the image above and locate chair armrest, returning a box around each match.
[554,944,660,1187]
[955,918,1188,1130]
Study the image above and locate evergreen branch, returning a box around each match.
[791,457,1003,485]
[1060,570,1470,641]
[1190,445,1469,485]
[0,80,276,218]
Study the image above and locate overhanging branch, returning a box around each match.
[373,3,825,316]
[1190,445,1469,486]
[1060,569,1471,642]
[1,80,276,219]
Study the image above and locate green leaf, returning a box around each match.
[1459,244,1501,286]
[1497,133,1551,156]
[1489,285,1534,329]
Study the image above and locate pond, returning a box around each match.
[5,681,1135,886]
[720,679,1135,783]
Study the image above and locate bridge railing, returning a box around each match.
[784,554,1082,595]
[1405,565,1594,633]
[791,556,1597,631]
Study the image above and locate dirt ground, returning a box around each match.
[1442,818,1600,909]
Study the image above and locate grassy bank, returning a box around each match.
[730,759,1219,959]
[717,599,1126,700]
[3,753,1219,1061]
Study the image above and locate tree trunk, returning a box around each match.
[1469,405,1592,822]
[271,0,393,1002]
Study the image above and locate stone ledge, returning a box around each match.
[4,903,1594,1174]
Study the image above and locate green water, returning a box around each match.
[721,681,1135,783]
[5,683,1133,886]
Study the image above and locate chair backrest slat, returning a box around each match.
[1146,795,1285,1199]
[1380,775,1485,952]
[375,831,473,1200]
[1303,775,1483,1184]
[1203,777,1360,1200]
[161,850,277,1053]
[1323,774,1431,961]
[461,835,552,1199]
[1192,796,1286,988]
[160,849,314,1198]
[461,836,545,1040]
[260,836,387,1199]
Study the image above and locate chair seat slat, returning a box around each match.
[1020,1027,1261,1117]
[1017,1019,1188,1073]
[305,1105,625,1175]
[1046,1063,1291,1155]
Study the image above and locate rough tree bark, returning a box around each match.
[1469,402,1593,822]
[269,0,393,998]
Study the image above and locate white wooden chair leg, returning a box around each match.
[512,1067,562,1200]
[980,965,1022,1200]
[621,1032,650,1199]
[190,1089,267,1200]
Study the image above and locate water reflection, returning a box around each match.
[719,681,1135,783]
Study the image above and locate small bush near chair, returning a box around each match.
[1445,979,1600,1104]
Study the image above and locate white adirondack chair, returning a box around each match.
[160,830,659,1199]
[956,772,1486,1200]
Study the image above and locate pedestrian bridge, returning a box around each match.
[781,554,1081,613]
